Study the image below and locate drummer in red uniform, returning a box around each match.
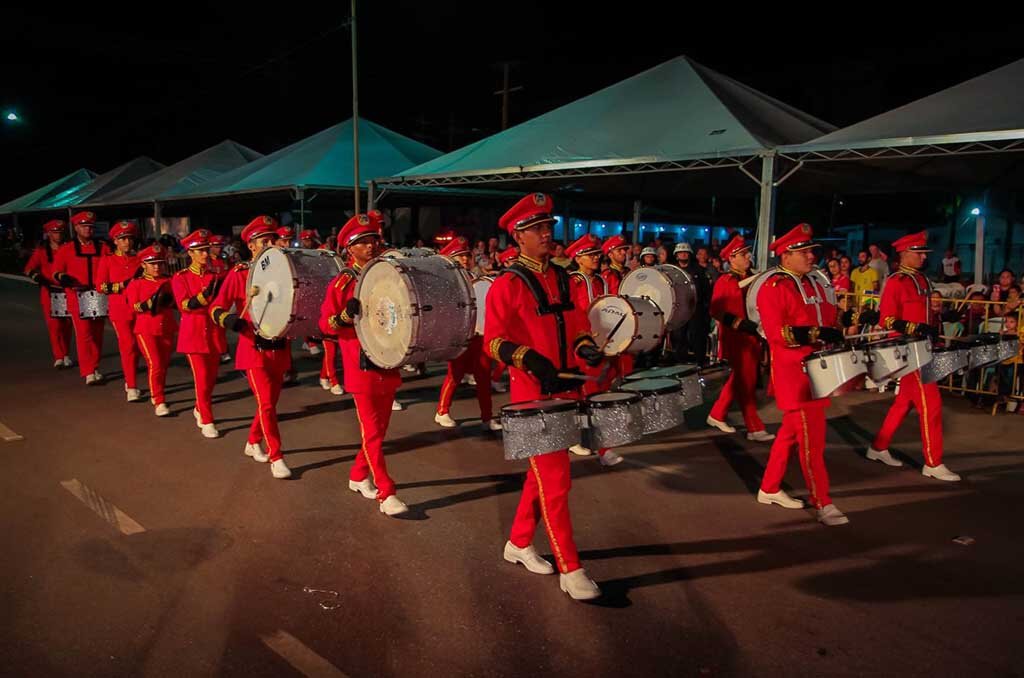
[434,236,501,432]
[24,219,73,368]
[275,226,294,248]
[485,193,606,601]
[52,211,111,385]
[705,235,774,441]
[320,211,409,516]
[96,221,142,401]
[299,229,319,249]
[565,233,623,466]
[126,244,178,417]
[866,231,960,481]
[172,229,224,439]
[208,235,231,364]
[210,216,293,480]
[600,235,630,295]
[756,224,852,526]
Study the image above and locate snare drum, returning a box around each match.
[588,295,665,355]
[803,347,867,399]
[920,345,969,384]
[77,290,109,319]
[619,378,687,434]
[582,391,644,450]
[471,276,493,336]
[619,265,695,330]
[865,339,909,382]
[49,290,70,318]
[997,335,1019,362]
[500,399,581,461]
[624,364,704,410]
[355,254,476,369]
[889,338,933,380]
[248,247,346,340]
[959,334,1002,369]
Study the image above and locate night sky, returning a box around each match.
[4,6,1024,201]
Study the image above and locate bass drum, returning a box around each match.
[355,254,476,369]
[248,247,346,340]
[746,267,836,328]
[619,264,695,330]
[587,295,665,355]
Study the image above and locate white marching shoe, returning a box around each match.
[466,374,477,386]
[330,384,345,396]
[599,450,624,466]
[126,388,142,402]
[200,423,220,439]
[53,359,63,368]
[569,444,592,456]
[270,458,292,479]
[747,430,775,442]
[757,489,804,509]
[379,495,409,516]
[85,373,99,385]
[435,412,458,428]
[308,344,322,356]
[220,353,231,364]
[193,408,203,428]
[244,442,269,463]
[866,446,903,467]
[154,403,170,417]
[349,478,378,499]
[487,418,503,432]
[391,400,404,411]
[491,380,508,393]
[923,463,961,482]
[503,541,554,575]
[319,378,331,390]
[816,504,850,526]
[62,356,73,368]
[706,415,736,433]
[559,568,601,601]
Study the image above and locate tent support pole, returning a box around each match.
[351,0,361,213]
[368,181,376,211]
[632,199,641,244]
[153,202,162,238]
[755,152,776,270]
[975,214,985,285]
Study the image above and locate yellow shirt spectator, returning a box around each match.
[851,265,880,304]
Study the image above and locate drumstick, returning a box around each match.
[557,372,599,382]
[844,330,892,341]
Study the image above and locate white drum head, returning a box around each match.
[472,277,493,335]
[354,260,417,369]
[588,296,637,356]
[620,268,670,315]
[247,248,296,339]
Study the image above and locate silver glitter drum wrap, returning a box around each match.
[500,400,581,461]
[620,378,687,434]
[582,392,644,449]
[77,290,109,318]
[679,372,704,410]
[997,336,1018,362]
[920,347,969,384]
[248,247,345,339]
[49,291,70,318]
[967,339,1000,369]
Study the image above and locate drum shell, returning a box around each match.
[679,371,704,409]
[77,290,109,319]
[582,394,644,449]
[965,335,1001,369]
[248,247,345,340]
[619,380,687,434]
[50,291,70,318]
[803,348,868,399]
[619,265,695,330]
[889,338,933,381]
[588,295,666,355]
[920,347,969,384]
[866,340,909,382]
[997,336,1018,362]
[500,401,581,461]
[625,364,704,410]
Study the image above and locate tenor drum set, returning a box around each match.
[50,289,109,319]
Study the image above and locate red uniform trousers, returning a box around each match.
[709,347,765,432]
[243,350,290,463]
[110,317,140,390]
[436,336,493,420]
[319,339,340,386]
[350,389,400,500]
[491,361,507,383]
[872,371,943,466]
[66,292,105,377]
[38,288,72,361]
[136,334,173,405]
[510,449,580,574]
[760,405,830,509]
[186,353,220,424]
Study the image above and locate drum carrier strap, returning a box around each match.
[73,238,98,287]
[505,262,575,370]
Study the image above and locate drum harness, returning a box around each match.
[504,262,575,372]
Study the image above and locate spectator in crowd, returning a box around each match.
[657,245,670,265]
[995,313,1024,410]
[696,246,718,285]
[941,249,962,283]
[487,236,499,257]
[828,257,851,294]
[472,254,495,278]
[851,250,880,306]
[672,242,713,366]
[639,247,658,267]
[628,243,643,270]
[551,242,571,268]
[868,243,890,279]
[709,255,723,275]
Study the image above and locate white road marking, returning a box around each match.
[60,479,146,535]
[0,421,23,442]
[261,630,350,677]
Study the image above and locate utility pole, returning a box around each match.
[351,0,361,213]
[493,61,523,130]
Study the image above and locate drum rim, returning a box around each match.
[624,364,698,379]
[247,247,300,340]
[353,256,426,367]
[867,338,908,349]
[955,333,1000,346]
[589,295,642,355]
[586,391,642,408]
[501,399,580,417]
[620,378,683,395]
[808,346,861,358]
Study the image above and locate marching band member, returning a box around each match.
[24,219,72,368]
[96,221,142,402]
[866,231,960,481]
[208,235,231,364]
[434,236,500,431]
[274,226,301,383]
[488,246,521,393]
[320,211,409,516]
[210,216,293,479]
[565,233,622,466]
[705,235,773,441]
[126,244,178,417]
[299,229,320,250]
[485,193,605,601]
[172,229,224,438]
[52,211,111,385]
[600,235,630,294]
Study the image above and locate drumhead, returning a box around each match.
[472,277,493,335]
[354,259,417,368]
[588,296,636,355]
[587,391,641,408]
[502,399,579,417]
[625,364,697,380]
[247,248,297,339]
[620,378,682,395]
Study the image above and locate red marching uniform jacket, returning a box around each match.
[96,253,141,323]
[601,263,627,296]
[172,265,227,354]
[880,266,931,332]
[126,275,179,336]
[53,239,111,289]
[710,271,761,361]
[757,271,837,411]
[24,245,61,287]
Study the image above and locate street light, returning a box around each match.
[971,207,981,216]
[4,111,18,122]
